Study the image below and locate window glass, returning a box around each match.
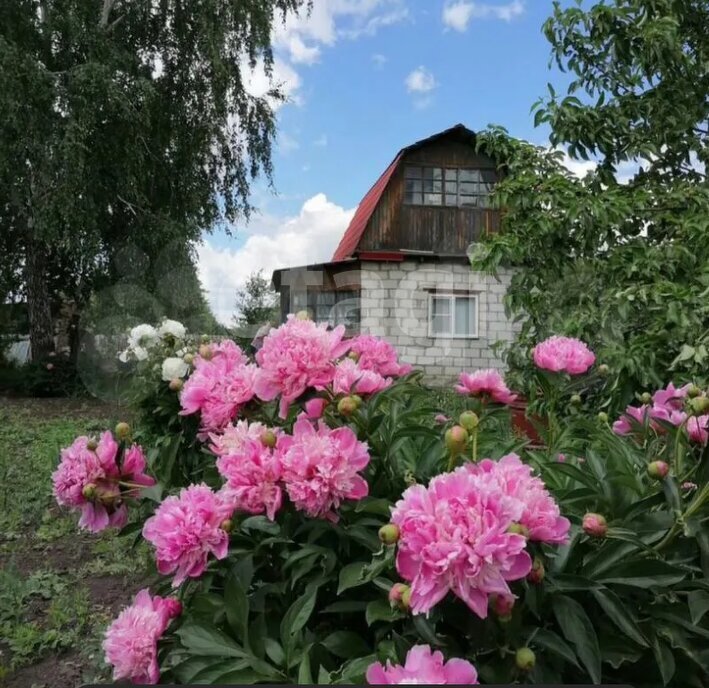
[404,166,495,206]
[454,297,476,335]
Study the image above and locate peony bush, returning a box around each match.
[53,324,709,685]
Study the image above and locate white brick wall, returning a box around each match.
[359,260,519,385]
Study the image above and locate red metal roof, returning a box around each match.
[331,153,402,262]
[331,124,476,262]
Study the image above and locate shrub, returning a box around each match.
[51,322,709,685]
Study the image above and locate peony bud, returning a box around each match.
[434,413,450,425]
[115,422,131,440]
[183,353,194,365]
[515,647,536,671]
[527,557,545,584]
[220,519,234,533]
[164,598,182,618]
[378,524,400,546]
[459,411,479,431]
[687,384,701,398]
[689,396,709,414]
[647,460,669,480]
[640,392,652,404]
[351,394,363,409]
[46,363,54,371]
[295,310,310,320]
[492,594,515,621]
[570,394,582,406]
[445,425,469,454]
[400,586,412,612]
[169,378,183,392]
[388,583,408,607]
[348,351,360,362]
[507,522,530,538]
[582,512,608,538]
[261,430,277,448]
[86,438,98,451]
[598,364,610,376]
[82,483,97,500]
[200,334,210,343]
[338,396,358,417]
[304,398,327,419]
[597,412,608,423]
[198,344,213,360]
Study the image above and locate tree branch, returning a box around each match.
[99,0,117,28]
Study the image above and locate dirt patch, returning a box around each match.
[2,650,85,688]
[85,574,145,617]
[0,396,128,422]
[0,533,95,578]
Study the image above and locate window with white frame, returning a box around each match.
[428,292,478,338]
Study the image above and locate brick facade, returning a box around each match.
[358,260,518,385]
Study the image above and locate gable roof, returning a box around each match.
[331,124,477,262]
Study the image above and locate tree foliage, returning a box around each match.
[0,0,308,358]
[233,270,280,329]
[473,0,709,408]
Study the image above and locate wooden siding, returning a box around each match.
[358,139,502,255]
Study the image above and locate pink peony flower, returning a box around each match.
[254,316,350,418]
[687,415,709,445]
[612,404,651,435]
[180,340,257,434]
[582,512,608,537]
[52,433,154,533]
[333,358,392,396]
[391,467,532,617]
[366,645,478,685]
[208,420,272,457]
[652,382,690,410]
[304,397,328,419]
[465,454,570,544]
[349,334,412,378]
[142,484,233,587]
[217,439,283,521]
[103,589,181,684]
[277,417,370,520]
[557,453,567,463]
[455,369,517,404]
[434,413,450,425]
[533,336,595,375]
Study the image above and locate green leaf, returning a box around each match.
[365,599,404,626]
[592,588,648,647]
[337,562,368,594]
[321,631,371,659]
[688,590,709,625]
[552,595,602,684]
[532,628,580,669]
[225,570,250,646]
[176,623,248,658]
[598,559,686,588]
[264,638,285,667]
[651,635,676,685]
[298,646,313,684]
[241,515,280,535]
[280,585,318,649]
[321,600,369,614]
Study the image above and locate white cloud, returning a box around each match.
[243,57,302,110]
[405,66,437,94]
[442,1,524,32]
[286,35,321,65]
[198,194,355,324]
[278,131,300,153]
[371,53,388,68]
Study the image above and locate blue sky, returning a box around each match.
[198,0,579,322]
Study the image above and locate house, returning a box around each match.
[271,124,518,384]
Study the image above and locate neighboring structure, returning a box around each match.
[271,124,518,384]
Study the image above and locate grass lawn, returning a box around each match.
[0,397,150,688]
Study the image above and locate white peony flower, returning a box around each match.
[161,356,189,381]
[128,324,159,351]
[158,319,186,340]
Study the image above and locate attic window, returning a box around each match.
[404,166,496,208]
